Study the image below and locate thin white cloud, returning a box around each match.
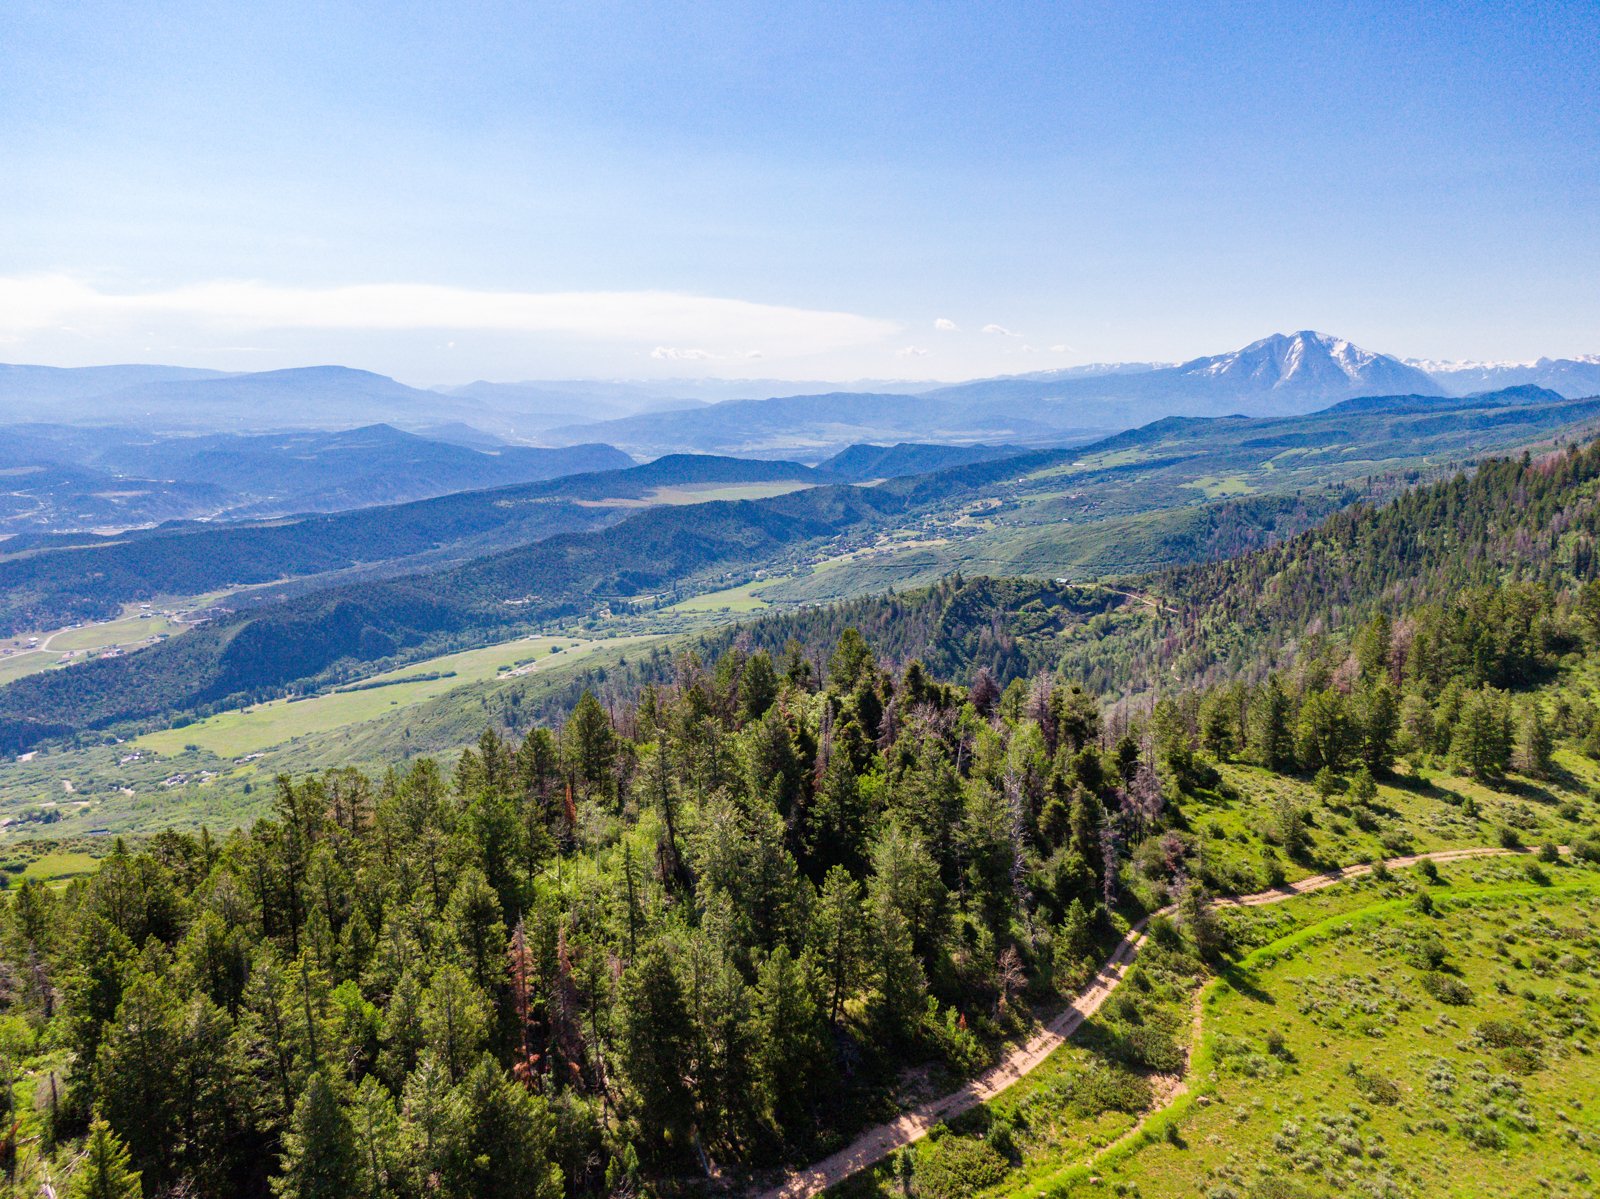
[1049,344,1073,353]
[933,317,959,332]
[0,275,899,358]
[981,323,1020,337]
[897,345,929,357]
[651,346,717,361]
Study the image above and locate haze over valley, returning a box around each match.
[5,5,1600,1199]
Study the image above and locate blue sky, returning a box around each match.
[2,1,1596,383]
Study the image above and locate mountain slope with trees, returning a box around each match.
[6,440,1600,1198]
[4,388,1597,752]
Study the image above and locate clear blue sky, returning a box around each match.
[2,1,1596,383]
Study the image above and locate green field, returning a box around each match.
[1182,473,1256,498]
[137,634,616,759]
[47,612,186,652]
[581,480,818,508]
[1085,875,1600,1199]
[647,480,817,504]
[836,855,1600,1199]
[20,849,100,882]
[0,604,194,684]
[0,650,54,685]
[662,577,780,613]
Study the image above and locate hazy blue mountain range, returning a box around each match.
[1411,355,1600,397]
[816,441,1032,481]
[6,332,1596,463]
[0,363,937,439]
[0,422,632,533]
[0,452,834,635]
[538,332,1453,457]
[541,389,1095,458]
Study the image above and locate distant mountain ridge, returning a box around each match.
[818,442,1032,481]
[545,331,1444,457]
[97,424,633,516]
[0,451,833,635]
[1411,356,1600,398]
[7,332,1597,459]
[0,421,633,534]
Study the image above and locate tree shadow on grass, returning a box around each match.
[1216,963,1274,1005]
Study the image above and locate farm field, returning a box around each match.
[579,480,819,508]
[661,577,780,614]
[135,633,613,759]
[0,631,661,838]
[0,609,189,683]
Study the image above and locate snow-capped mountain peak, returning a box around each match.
[1173,330,1439,397]
[1406,353,1600,397]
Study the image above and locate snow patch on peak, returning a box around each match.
[1185,331,1404,388]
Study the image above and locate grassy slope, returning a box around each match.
[834,858,1600,1199]
[829,663,1600,1199]
[1089,880,1600,1199]
[0,632,660,837]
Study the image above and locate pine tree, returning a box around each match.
[812,867,865,1024]
[69,1119,142,1199]
[563,690,615,800]
[448,1058,562,1199]
[754,946,831,1133]
[1356,681,1400,774]
[1250,677,1296,772]
[93,968,180,1183]
[1176,882,1223,959]
[828,627,874,690]
[1295,689,1350,773]
[1517,702,1555,778]
[740,650,780,723]
[615,941,694,1145]
[272,1073,358,1199]
[1453,689,1513,779]
[420,965,490,1083]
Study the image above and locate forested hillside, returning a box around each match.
[618,440,1600,707]
[3,389,1596,754]
[0,454,827,637]
[6,437,1600,1196]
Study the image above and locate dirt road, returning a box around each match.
[755,845,1526,1199]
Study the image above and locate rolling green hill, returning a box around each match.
[0,452,830,637]
[8,429,1600,1199]
[3,387,1596,753]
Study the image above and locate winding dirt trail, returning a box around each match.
[755,845,1523,1199]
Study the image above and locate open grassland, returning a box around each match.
[1182,474,1256,498]
[1075,876,1600,1199]
[0,632,660,838]
[648,480,817,504]
[579,480,818,508]
[661,577,779,613]
[46,611,187,652]
[833,856,1600,1199]
[0,610,188,684]
[136,634,607,758]
[19,849,99,882]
